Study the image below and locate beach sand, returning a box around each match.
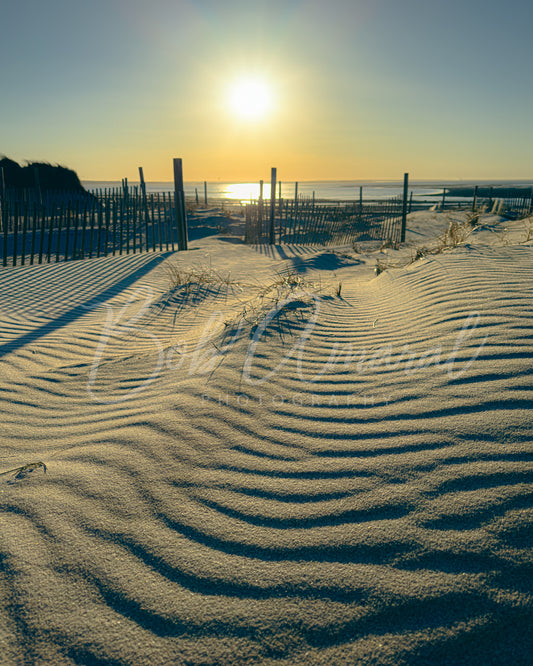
[0,210,531,664]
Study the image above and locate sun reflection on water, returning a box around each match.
[223,183,272,201]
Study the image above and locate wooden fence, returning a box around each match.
[488,188,533,219]
[441,185,533,218]
[244,195,405,246]
[0,187,186,268]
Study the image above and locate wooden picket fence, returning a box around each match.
[245,195,405,246]
[489,188,533,219]
[441,185,533,218]
[0,187,185,268]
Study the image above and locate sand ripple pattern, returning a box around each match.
[0,244,532,664]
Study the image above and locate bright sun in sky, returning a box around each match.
[227,77,274,121]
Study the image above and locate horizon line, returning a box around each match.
[81,177,533,184]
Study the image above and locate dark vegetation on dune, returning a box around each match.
[445,184,532,197]
[0,155,86,192]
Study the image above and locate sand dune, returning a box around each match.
[0,211,532,664]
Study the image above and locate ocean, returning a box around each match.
[81,179,532,203]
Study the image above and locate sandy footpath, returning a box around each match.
[0,210,532,665]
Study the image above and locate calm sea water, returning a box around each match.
[82,179,531,203]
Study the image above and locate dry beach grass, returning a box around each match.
[0,210,531,664]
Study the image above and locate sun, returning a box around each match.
[227,76,274,121]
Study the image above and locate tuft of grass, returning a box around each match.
[0,461,47,481]
[522,218,533,243]
[219,269,322,346]
[374,260,388,276]
[257,267,304,297]
[374,216,476,277]
[379,239,398,251]
[438,219,474,249]
[468,210,480,225]
[407,218,474,265]
[166,263,239,294]
[233,268,319,327]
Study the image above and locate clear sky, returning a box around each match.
[1,0,532,182]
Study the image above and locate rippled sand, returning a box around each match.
[1,211,532,664]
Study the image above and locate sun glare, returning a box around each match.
[224,183,271,200]
[227,77,273,121]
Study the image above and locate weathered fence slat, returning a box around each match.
[150,195,156,252]
[38,204,45,264]
[104,204,110,257]
[156,194,163,252]
[30,203,37,265]
[56,204,63,263]
[12,203,18,267]
[21,204,28,266]
[65,201,72,261]
[96,205,103,258]
[71,202,79,261]
[243,191,407,247]
[46,206,53,264]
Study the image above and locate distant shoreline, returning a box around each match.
[80,179,533,202]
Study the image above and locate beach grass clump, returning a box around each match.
[235,268,320,324]
[374,215,477,276]
[522,217,533,243]
[438,218,475,250]
[379,238,399,251]
[401,220,474,268]
[166,263,239,295]
[409,217,475,262]
[0,461,47,483]
[257,267,304,298]
[374,259,388,276]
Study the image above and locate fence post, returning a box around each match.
[269,167,277,244]
[400,173,409,243]
[204,181,208,205]
[2,203,8,267]
[441,187,446,210]
[38,203,46,263]
[173,158,188,251]
[278,198,284,243]
[139,166,151,251]
[21,203,28,265]
[245,204,251,243]
[472,186,478,212]
[139,167,146,198]
[0,167,5,234]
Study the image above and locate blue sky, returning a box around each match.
[1,0,532,181]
